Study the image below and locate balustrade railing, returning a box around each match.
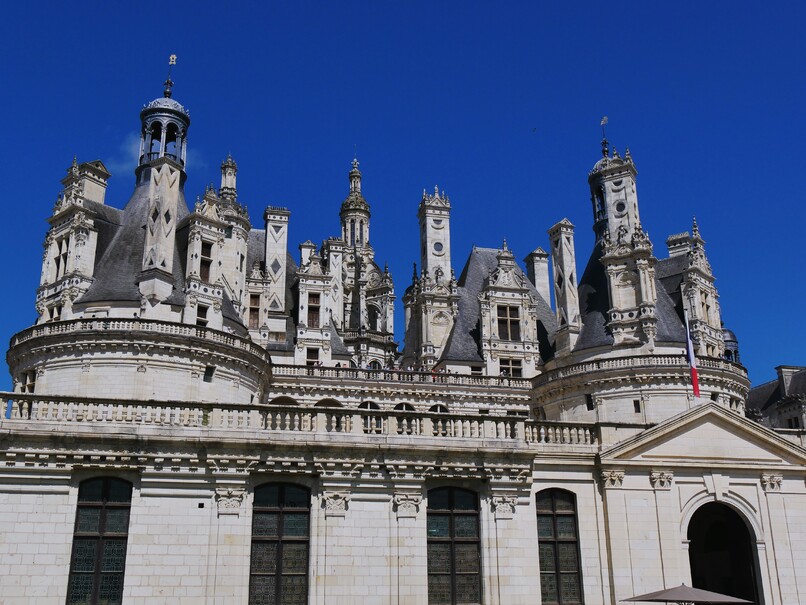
[11,318,270,362]
[272,364,531,389]
[533,354,747,386]
[1,393,599,448]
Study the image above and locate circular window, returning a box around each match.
[434,242,444,252]
[615,202,626,213]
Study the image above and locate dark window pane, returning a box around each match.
[107,479,132,503]
[283,486,309,509]
[282,513,309,537]
[428,575,452,605]
[98,573,124,605]
[554,491,575,513]
[78,479,104,502]
[76,508,101,533]
[537,515,554,539]
[249,575,277,605]
[455,543,480,573]
[427,543,452,573]
[428,488,450,510]
[72,539,97,573]
[255,484,280,508]
[454,516,478,538]
[560,573,582,603]
[67,573,93,604]
[280,575,307,605]
[536,492,553,512]
[251,542,278,573]
[541,573,559,603]
[455,573,481,604]
[253,513,280,537]
[453,490,477,511]
[105,509,130,534]
[101,539,127,572]
[539,543,556,572]
[558,543,579,571]
[427,515,450,538]
[557,516,577,540]
[282,543,308,574]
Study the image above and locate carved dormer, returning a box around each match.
[478,242,542,378]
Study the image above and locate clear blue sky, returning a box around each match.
[1,1,803,387]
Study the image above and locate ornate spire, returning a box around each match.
[349,158,361,193]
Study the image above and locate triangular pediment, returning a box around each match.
[601,403,806,468]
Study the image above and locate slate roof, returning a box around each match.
[748,368,806,412]
[440,247,557,363]
[574,244,687,352]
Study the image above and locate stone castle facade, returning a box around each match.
[1,81,805,605]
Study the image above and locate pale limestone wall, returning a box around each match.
[0,488,74,603]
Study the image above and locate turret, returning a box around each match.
[340,159,370,248]
[589,144,658,347]
[418,186,452,282]
[137,76,190,169]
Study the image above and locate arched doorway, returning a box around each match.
[687,502,761,604]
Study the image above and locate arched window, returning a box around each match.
[250,483,310,605]
[427,487,481,605]
[536,489,583,605]
[359,401,382,434]
[66,477,133,605]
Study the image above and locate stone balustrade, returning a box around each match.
[1,393,597,447]
[10,318,271,364]
[272,364,532,389]
[532,354,747,386]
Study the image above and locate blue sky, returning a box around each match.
[1,1,803,387]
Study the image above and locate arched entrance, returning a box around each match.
[687,502,761,604]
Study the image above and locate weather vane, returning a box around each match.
[164,54,178,98]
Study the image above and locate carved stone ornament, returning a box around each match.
[215,487,245,515]
[650,471,674,489]
[601,470,625,488]
[491,495,518,520]
[323,491,350,517]
[761,473,782,492]
[393,493,422,519]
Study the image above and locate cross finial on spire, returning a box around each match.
[164,54,177,98]
[600,116,609,157]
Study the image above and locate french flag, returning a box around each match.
[683,309,700,399]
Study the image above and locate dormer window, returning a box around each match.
[497,305,521,341]
[200,242,213,282]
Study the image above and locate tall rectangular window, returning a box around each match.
[427,487,481,605]
[250,483,310,605]
[307,293,320,329]
[537,489,583,605]
[20,370,36,393]
[200,242,213,282]
[496,305,520,341]
[66,477,132,605]
[55,236,70,280]
[249,294,261,329]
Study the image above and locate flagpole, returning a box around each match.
[683,308,701,403]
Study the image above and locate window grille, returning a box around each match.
[536,489,583,605]
[427,487,481,605]
[66,477,133,605]
[250,483,310,605]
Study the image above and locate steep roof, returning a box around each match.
[574,243,687,352]
[78,182,190,306]
[440,247,557,363]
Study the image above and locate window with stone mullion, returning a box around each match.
[66,477,132,605]
[496,305,521,341]
[250,483,310,605]
[536,489,583,605]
